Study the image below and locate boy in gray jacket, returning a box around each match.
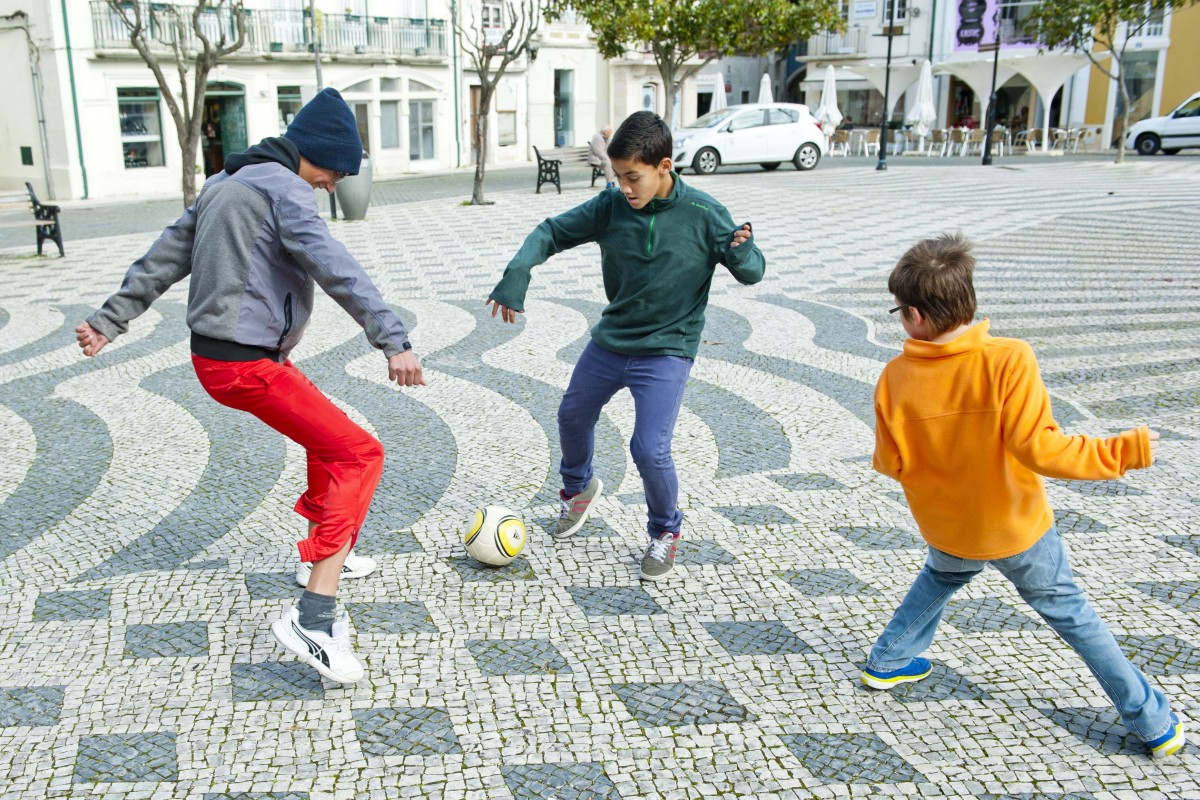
[76,88,422,684]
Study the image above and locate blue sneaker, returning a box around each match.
[861,657,933,690]
[1146,713,1185,760]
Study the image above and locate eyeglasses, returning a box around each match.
[889,305,904,314]
[334,171,350,183]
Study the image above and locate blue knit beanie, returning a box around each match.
[283,88,362,175]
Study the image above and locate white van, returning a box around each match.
[1126,91,1200,155]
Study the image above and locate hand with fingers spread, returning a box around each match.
[75,322,110,357]
[388,350,425,387]
[486,297,522,324]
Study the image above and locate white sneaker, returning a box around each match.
[295,550,377,588]
[270,606,365,684]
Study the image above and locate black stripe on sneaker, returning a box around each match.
[292,622,324,658]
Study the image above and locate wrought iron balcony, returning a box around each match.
[90,2,448,59]
[806,28,869,59]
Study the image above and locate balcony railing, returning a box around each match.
[806,28,869,58]
[91,2,448,58]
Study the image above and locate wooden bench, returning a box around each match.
[0,182,64,256]
[533,145,607,194]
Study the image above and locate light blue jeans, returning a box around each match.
[867,525,1174,742]
[558,341,692,536]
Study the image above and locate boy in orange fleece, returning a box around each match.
[862,233,1184,760]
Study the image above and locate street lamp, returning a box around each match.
[980,5,1002,166]
[876,0,901,171]
[878,0,897,170]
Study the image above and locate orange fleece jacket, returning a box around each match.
[873,320,1152,560]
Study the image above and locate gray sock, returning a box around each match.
[297,590,336,636]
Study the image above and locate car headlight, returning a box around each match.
[676,135,690,148]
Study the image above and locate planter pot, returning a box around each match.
[335,151,372,220]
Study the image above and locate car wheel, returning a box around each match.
[693,147,720,175]
[760,162,781,171]
[1163,148,1181,155]
[1135,133,1160,156]
[793,143,820,171]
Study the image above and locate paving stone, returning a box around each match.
[230,662,324,703]
[447,555,536,581]
[612,679,751,726]
[353,707,462,756]
[568,586,664,616]
[703,620,814,656]
[467,638,572,675]
[0,685,65,727]
[32,589,110,620]
[775,568,879,596]
[780,732,926,784]
[74,731,178,783]
[123,620,209,658]
[344,601,439,634]
[502,761,620,800]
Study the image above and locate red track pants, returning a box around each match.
[192,355,384,562]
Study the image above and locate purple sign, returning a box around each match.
[955,0,1040,51]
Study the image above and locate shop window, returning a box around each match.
[409,100,435,159]
[118,88,165,169]
[278,85,302,134]
[381,100,401,148]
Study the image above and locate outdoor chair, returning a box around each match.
[965,128,986,155]
[863,129,880,157]
[829,130,850,157]
[927,128,948,157]
[950,128,972,156]
[1024,128,1044,152]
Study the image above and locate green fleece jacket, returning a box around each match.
[489,174,765,359]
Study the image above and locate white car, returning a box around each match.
[1126,91,1200,155]
[674,103,825,174]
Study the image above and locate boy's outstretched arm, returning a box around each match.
[1002,344,1155,478]
[80,203,199,354]
[489,195,608,317]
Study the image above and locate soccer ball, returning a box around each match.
[464,506,527,566]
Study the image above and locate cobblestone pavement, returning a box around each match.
[1,157,1199,799]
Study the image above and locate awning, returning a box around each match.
[811,62,924,119]
[935,50,1094,142]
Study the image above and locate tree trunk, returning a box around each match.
[1115,67,1131,165]
[471,84,493,205]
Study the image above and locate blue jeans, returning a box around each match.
[867,526,1174,742]
[558,341,692,536]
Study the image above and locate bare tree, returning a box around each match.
[106,0,247,207]
[455,0,541,205]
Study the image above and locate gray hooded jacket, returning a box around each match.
[87,137,410,361]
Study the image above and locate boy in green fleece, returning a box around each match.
[487,111,765,580]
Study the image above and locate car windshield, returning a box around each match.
[685,109,734,129]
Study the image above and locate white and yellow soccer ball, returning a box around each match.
[464,506,527,566]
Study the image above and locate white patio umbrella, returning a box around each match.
[757,72,773,103]
[710,71,727,111]
[904,60,937,148]
[813,65,843,146]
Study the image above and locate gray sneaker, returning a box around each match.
[553,477,603,539]
[640,531,680,581]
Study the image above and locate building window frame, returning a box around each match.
[118,87,166,169]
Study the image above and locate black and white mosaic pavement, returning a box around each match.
[1,159,1198,798]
